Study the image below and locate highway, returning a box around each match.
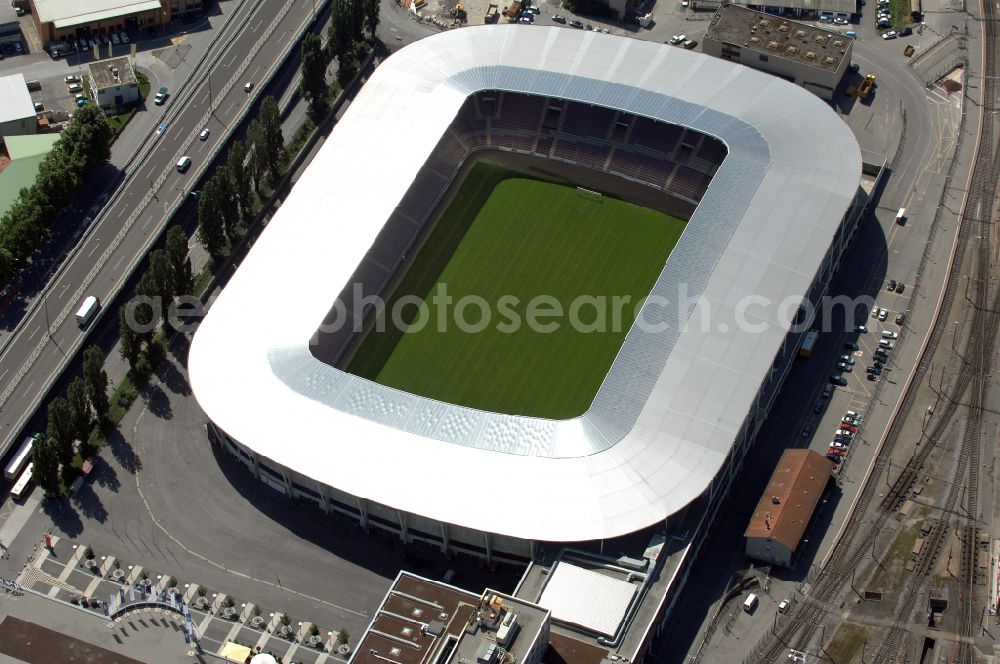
[0,0,328,457]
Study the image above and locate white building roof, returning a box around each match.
[189,26,861,544]
[33,0,161,28]
[539,562,637,636]
[0,74,37,128]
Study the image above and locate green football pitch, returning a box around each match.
[346,162,686,419]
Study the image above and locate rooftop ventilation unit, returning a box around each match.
[766,40,780,50]
[785,46,798,55]
[794,29,806,37]
[749,35,760,43]
[805,51,817,60]
[823,56,836,65]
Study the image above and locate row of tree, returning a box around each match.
[0,105,114,287]
[118,225,194,371]
[33,347,109,495]
[197,97,283,264]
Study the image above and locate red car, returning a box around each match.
[841,423,857,433]
[827,446,846,457]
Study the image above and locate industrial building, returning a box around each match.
[0,3,22,49]
[744,449,835,567]
[702,4,854,100]
[0,134,60,216]
[86,56,139,114]
[353,572,551,664]
[0,74,39,138]
[27,0,200,48]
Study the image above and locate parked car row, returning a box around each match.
[668,34,698,48]
[50,30,130,58]
[826,410,863,463]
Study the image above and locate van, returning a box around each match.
[743,593,759,613]
[26,79,41,91]
[895,208,906,225]
[176,156,192,173]
[821,385,832,399]
[75,295,99,326]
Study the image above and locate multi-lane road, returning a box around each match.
[0,0,330,457]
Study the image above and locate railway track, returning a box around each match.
[746,2,1000,662]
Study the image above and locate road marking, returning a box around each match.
[251,19,262,32]
[30,326,40,339]
[88,242,100,257]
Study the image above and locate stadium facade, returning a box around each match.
[189,26,863,562]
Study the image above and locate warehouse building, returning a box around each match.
[702,4,854,100]
[0,74,39,138]
[744,449,835,567]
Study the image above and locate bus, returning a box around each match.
[4,433,39,481]
[10,463,33,501]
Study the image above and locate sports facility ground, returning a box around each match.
[347,162,686,419]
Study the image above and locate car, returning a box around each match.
[552,14,567,22]
[878,308,889,321]
[867,372,878,381]
[895,282,905,294]
[844,341,859,351]
[845,410,863,420]
[198,128,210,141]
[882,330,899,340]
[827,446,846,457]
[873,354,889,364]
[842,415,859,425]
[65,74,80,83]
[879,339,895,350]
[801,424,813,439]
[156,122,167,136]
[13,42,21,53]
[585,23,594,30]
[79,37,89,49]
[830,374,848,387]
[855,324,867,333]
[111,32,120,45]
[830,441,847,450]
[682,0,689,5]
[836,361,852,372]
[871,306,880,318]
[826,452,843,462]
[835,429,854,438]
[14,5,23,15]
[120,31,130,44]
[899,26,913,36]
[834,435,852,445]
[244,81,254,92]
[895,312,905,326]
[569,19,583,28]
[882,30,897,39]
[154,86,168,104]
[76,97,88,107]
[839,354,855,365]
[833,16,848,24]
[841,423,857,433]
[682,39,698,49]
[669,34,686,45]
[527,3,540,12]
[887,279,897,291]
[67,82,83,93]
[877,19,892,28]
[518,15,532,23]
[850,63,861,73]
[33,101,42,111]
[814,401,824,414]
[868,365,882,375]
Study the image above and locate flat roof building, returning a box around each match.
[352,572,550,664]
[0,134,61,216]
[0,74,39,139]
[702,4,854,99]
[744,449,834,567]
[86,56,139,114]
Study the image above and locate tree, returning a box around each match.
[328,0,354,62]
[348,0,365,41]
[364,0,380,37]
[300,33,329,119]
[165,226,194,298]
[67,377,92,447]
[83,345,109,422]
[148,248,175,306]
[119,305,142,371]
[61,104,114,171]
[258,96,285,185]
[214,169,240,240]
[226,141,253,219]
[32,438,61,496]
[197,177,228,262]
[46,397,75,469]
[247,120,267,191]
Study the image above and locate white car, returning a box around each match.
[881,330,898,339]
[111,32,120,45]
[64,74,80,83]
[68,82,83,93]
[778,599,791,614]
[882,30,897,39]
[669,34,686,45]
[199,128,210,141]
[833,16,848,24]
[878,308,889,321]
[120,32,129,44]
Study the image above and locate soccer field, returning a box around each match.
[347,162,686,419]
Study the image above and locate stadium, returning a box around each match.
[188,25,863,561]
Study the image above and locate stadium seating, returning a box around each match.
[668,166,713,202]
[628,116,683,154]
[560,102,616,140]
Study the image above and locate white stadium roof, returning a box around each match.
[189,26,861,544]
